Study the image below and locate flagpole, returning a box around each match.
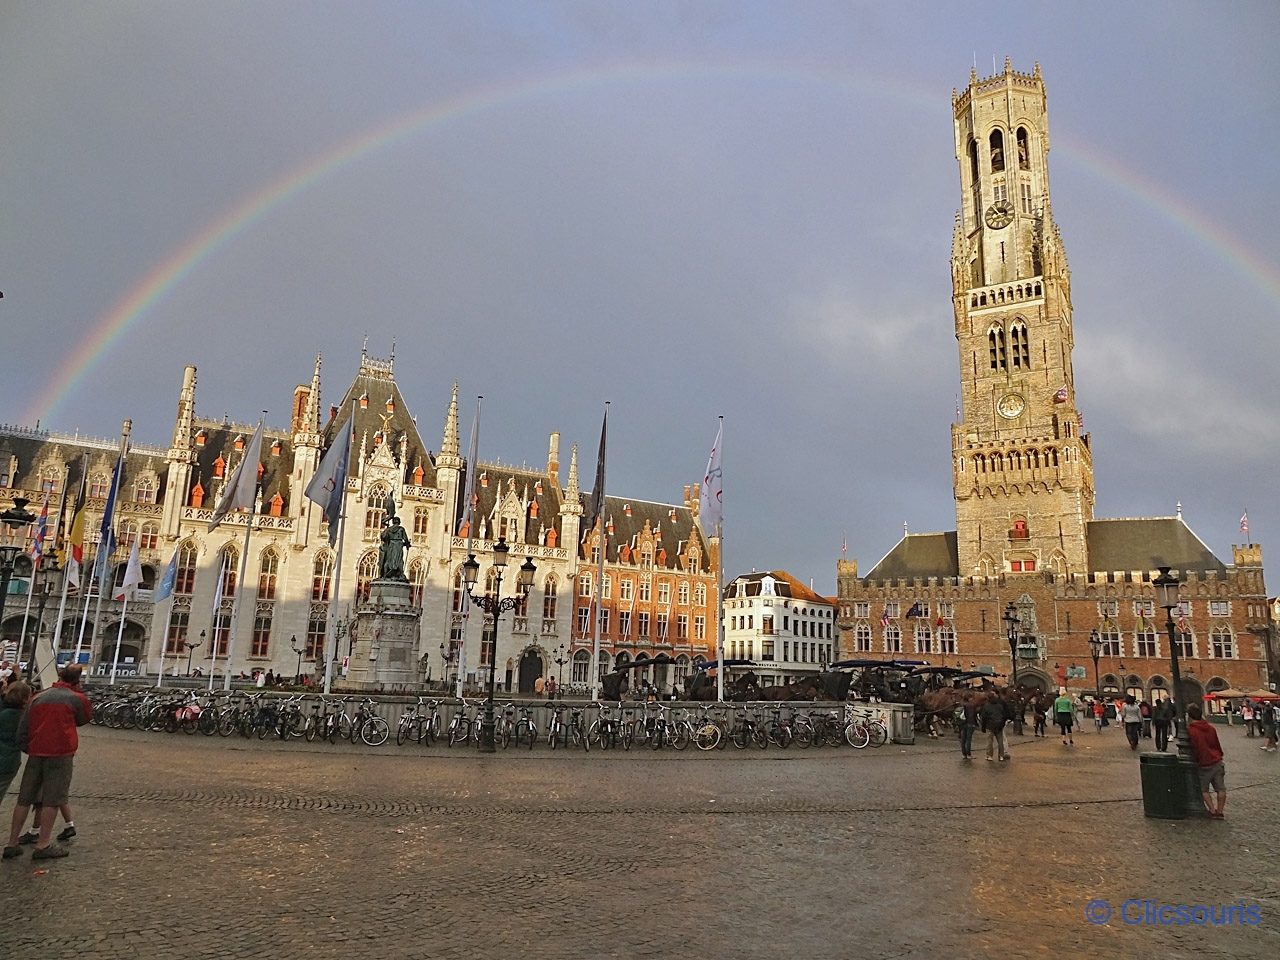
[589,403,608,703]
[49,457,85,666]
[457,396,482,700]
[109,592,129,685]
[156,589,176,688]
[318,400,356,697]
[89,420,130,677]
[222,489,257,692]
[40,464,74,684]
[714,416,725,704]
[208,557,227,692]
[322,497,347,696]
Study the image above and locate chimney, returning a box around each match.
[683,485,691,508]
[292,385,309,434]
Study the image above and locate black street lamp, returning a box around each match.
[0,497,37,673]
[290,634,302,683]
[1088,629,1103,703]
[553,643,568,694]
[461,538,535,753]
[1153,565,1209,818]
[1002,602,1020,686]
[187,630,205,676]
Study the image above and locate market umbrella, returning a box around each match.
[1204,688,1247,699]
[1244,688,1280,700]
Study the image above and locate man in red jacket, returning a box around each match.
[3,665,92,860]
[1185,703,1226,820]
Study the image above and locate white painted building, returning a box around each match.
[722,571,838,685]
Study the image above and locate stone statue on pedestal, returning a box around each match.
[378,493,411,580]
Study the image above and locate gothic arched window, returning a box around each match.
[357,552,378,603]
[1009,321,1030,369]
[988,325,1006,370]
[408,559,427,608]
[258,549,280,600]
[312,551,333,602]
[1016,127,1030,170]
[989,129,1005,172]
[175,541,199,596]
[364,484,389,539]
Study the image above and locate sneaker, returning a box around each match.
[56,826,76,842]
[31,844,69,860]
[17,831,38,845]
[2,846,23,860]
[986,756,994,761]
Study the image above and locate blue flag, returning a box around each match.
[153,546,179,602]
[305,406,353,546]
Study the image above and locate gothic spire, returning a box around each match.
[305,353,322,432]
[441,381,460,458]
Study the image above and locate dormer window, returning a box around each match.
[360,394,369,409]
[195,431,207,447]
[234,436,245,451]
[412,464,424,484]
[271,440,282,456]
[213,456,225,479]
[386,398,395,413]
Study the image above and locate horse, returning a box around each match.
[685,670,758,702]
[757,676,825,701]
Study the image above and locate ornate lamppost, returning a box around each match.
[1088,629,1103,705]
[1002,602,1020,686]
[187,630,205,676]
[0,497,37,668]
[461,538,535,753]
[553,642,568,694]
[290,634,303,684]
[1152,565,1209,818]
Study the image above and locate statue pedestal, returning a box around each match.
[345,578,421,691]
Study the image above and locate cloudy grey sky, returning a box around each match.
[2,2,1278,593]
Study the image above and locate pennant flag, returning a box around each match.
[305,411,353,546]
[96,452,125,574]
[905,602,923,618]
[114,538,143,601]
[30,497,50,570]
[700,422,723,530]
[841,534,847,558]
[63,479,88,589]
[880,608,891,627]
[1240,511,1249,537]
[208,420,265,531]
[584,407,608,533]
[153,546,179,603]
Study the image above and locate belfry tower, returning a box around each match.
[950,60,1094,577]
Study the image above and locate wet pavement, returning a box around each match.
[2,722,1277,959]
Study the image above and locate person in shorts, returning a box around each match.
[1185,703,1226,819]
[3,665,92,861]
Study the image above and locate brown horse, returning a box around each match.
[757,676,825,701]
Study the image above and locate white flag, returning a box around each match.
[208,420,265,531]
[304,408,353,546]
[700,422,723,530]
[114,538,143,601]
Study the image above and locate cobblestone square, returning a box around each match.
[3,723,1277,960]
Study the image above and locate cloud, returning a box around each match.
[787,282,940,363]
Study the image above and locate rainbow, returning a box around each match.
[26,60,1280,425]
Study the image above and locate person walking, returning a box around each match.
[955,697,978,760]
[1152,697,1173,752]
[1140,699,1152,739]
[1261,703,1278,753]
[1121,695,1143,750]
[1032,700,1047,739]
[1054,688,1074,745]
[3,665,92,861]
[1092,700,1104,732]
[0,682,32,810]
[981,694,1011,762]
[1241,701,1255,737]
[1185,703,1227,819]
[545,676,557,701]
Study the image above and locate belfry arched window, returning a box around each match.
[1009,321,1030,369]
[989,129,1005,172]
[1016,127,1030,169]
[988,325,1007,371]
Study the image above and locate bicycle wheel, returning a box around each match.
[361,716,390,746]
[694,723,720,751]
[868,720,889,747]
[180,713,199,735]
[548,723,559,750]
[753,725,768,749]
[218,710,236,737]
[587,719,603,748]
[305,715,319,742]
[199,709,220,737]
[396,718,413,747]
[450,717,470,745]
[771,723,793,749]
[845,721,871,749]
[792,721,813,748]
[670,723,690,751]
[731,724,750,749]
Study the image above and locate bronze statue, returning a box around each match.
[378,495,411,580]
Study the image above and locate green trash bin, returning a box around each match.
[1140,752,1184,819]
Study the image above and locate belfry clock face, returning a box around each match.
[997,393,1026,419]
[984,200,1014,229]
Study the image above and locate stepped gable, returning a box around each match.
[190,419,292,513]
[323,348,437,488]
[457,461,564,546]
[862,532,960,582]
[596,495,709,574]
[1086,518,1227,576]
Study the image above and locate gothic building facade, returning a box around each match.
[0,350,718,690]
[836,62,1272,705]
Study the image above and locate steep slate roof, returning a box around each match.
[726,570,833,604]
[322,352,438,488]
[590,495,710,574]
[190,420,292,513]
[0,426,171,511]
[1086,518,1227,575]
[861,532,960,582]
[457,461,565,547]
